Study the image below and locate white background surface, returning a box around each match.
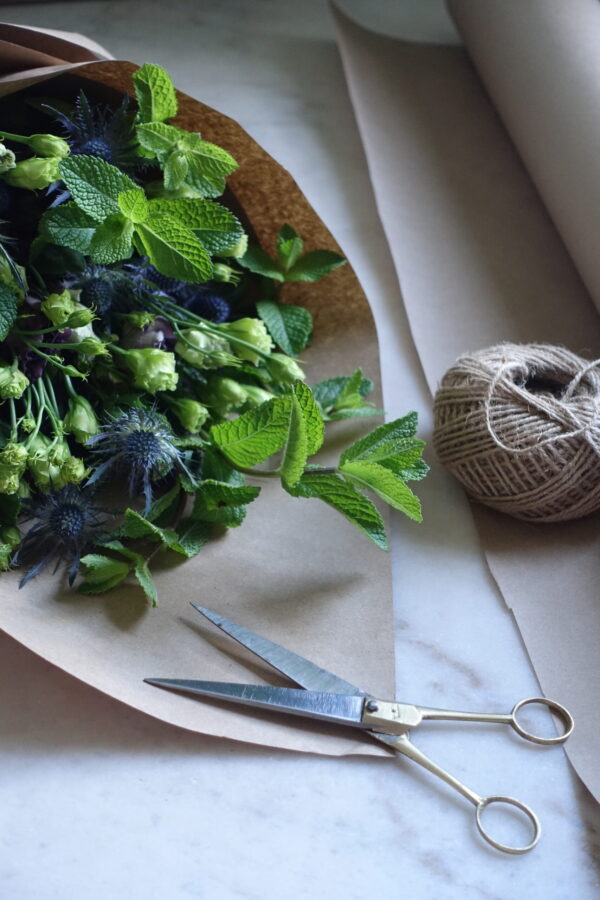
[0,2,598,897]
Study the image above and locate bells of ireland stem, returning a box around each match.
[64,395,99,444]
[120,348,179,394]
[167,397,209,433]
[0,364,28,400]
[265,353,305,385]
[175,329,233,370]
[3,156,61,190]
[218,318,274,366]
[27,134,70,159]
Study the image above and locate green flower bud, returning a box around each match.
[77,337,108,357]
[0,442,28,470]
[0,257,26,299]
[205,376,249,415]
[65,303,95,328]
[218,234,248,259]
[219,318,274,365]
[0,142,16,173]
[0,464,21,494]
[0,543,13,571]
[17,479,31,500]
[60,456,89,485]
[1,525,21,549]
[48,440,70,467]
[27,434,63,490]
[0,365,29,400]
[265,353,305,385]
[242,385,276,408]
[168,397,209,433]
[3,156,60,190]
[175,329,233,370]
[28,134,70,159]
[20,416,35,433]
[121,348,179,394]
[41,289,76,326]
[64,395,99,444]
[212,263,240,284]
[120,311,156,330]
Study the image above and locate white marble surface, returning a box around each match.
[0,1,599,897]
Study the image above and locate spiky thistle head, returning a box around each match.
[50,91,138,169]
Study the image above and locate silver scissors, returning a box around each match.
[145,604,574,855]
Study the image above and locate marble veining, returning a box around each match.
[0,1,598,898]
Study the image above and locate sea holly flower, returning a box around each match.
[183,292,230,323]
[218,318,274,365]
[51,91,138,168]
[166,397,209,433]
[0,143,16,173]
[3,156,61,190]
[64,395,99,444]
[118,348,179,393]
[0,364,29,400]
[13,484,107,586]
[86,407,192,513]
[174,329,233,369]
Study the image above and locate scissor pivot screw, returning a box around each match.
[366,700,379,713]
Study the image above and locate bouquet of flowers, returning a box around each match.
[0,63,427,604]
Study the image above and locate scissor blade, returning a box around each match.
[145,679,366,728]
[191,604,364,696]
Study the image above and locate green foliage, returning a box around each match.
[240,224,345,284]
[0,283,19,342]
[256,299,312,356]
[132,63,178,124]
[312,370,380,421]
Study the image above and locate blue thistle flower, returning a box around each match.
[86,407,192,513]
[183,292,230,323]
[50,91,138,169]
[14,485,106,587]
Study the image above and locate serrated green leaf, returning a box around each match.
[339,412,419,464]
[327,407,382,421]
[174,517,211,555]
[292,381,324,455]
[201,446,244,485]
[135,212,213,283]
[239,245,284,281]
[277,225,304,271]
[89,213,134,264]
[340,460,422,522]
[59,156,138,222]
[147,483,181,523]
[164,150,189,190]
[118,188,148,224]
[148,198,243,254]
[280,389,308,488]
[133,63,178,123]
[256,300,312,356]
[193,480,261,511]
[77,553,130,594]
[210,396,291,467]
[0,283,18,341]
[380,455,429,482]
[136,121,186,156]
[285,249,346,283]
[312,373,373,413]
[133,558,158,606]
[335,369,366,410]
[39,202,97,254]
[181,132,238,180]
[285,472,388,550]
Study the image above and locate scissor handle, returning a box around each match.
[476,796,541,855]
[509,697,574,745]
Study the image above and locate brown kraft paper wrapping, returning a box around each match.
[0,42,395,758]
[333,7,600,797]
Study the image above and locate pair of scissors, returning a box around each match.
[145,604,574,855]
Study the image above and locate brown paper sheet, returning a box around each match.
[333,8,600,796]
[0,51,394,757]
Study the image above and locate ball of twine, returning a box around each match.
[433,343,600,522]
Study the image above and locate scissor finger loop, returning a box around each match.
[510,697,575,745]
[476,796,541,855]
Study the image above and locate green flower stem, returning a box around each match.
[0,131,30,145]
[9,398,17,440]
[43,373,61,417]
[21,341,85,377]
[38,378,62,435]
[25,383,46,446]
[232,464,338,479]
[64,374,78,399]
[14,325,72,336]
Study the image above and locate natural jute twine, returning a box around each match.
[432,343,600,522]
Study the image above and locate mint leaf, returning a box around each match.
[340,460,422,522]
[89,213,134,264]
[174,517,211,555]
[59,156,138,222]
[285,249,345,283]
[256,300,312,356]
[292,381,324,455]
[133,558,158,606]
[135,213,213,283]
[39,203,97,254]
[280,388,308,488]
[180,132,238,180]
[201,446,244,485]
[312,373,373,413]
[147,483,181,523]
[286,472,388,550]
[164,150,189,190]
[239,245,284,281]
[210,396,291,467]
[340,413,419,464]
[192,479,260,528]
[148,198,243,254]
[136,121,185,156]
[77,553,130,594]
[118,188,148,224]
[0,283,18,341]
[277,225,304,272]
[133,63,178,123]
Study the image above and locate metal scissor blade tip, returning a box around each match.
[190,603,222,623]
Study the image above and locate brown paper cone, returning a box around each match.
[0,59,394,758]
